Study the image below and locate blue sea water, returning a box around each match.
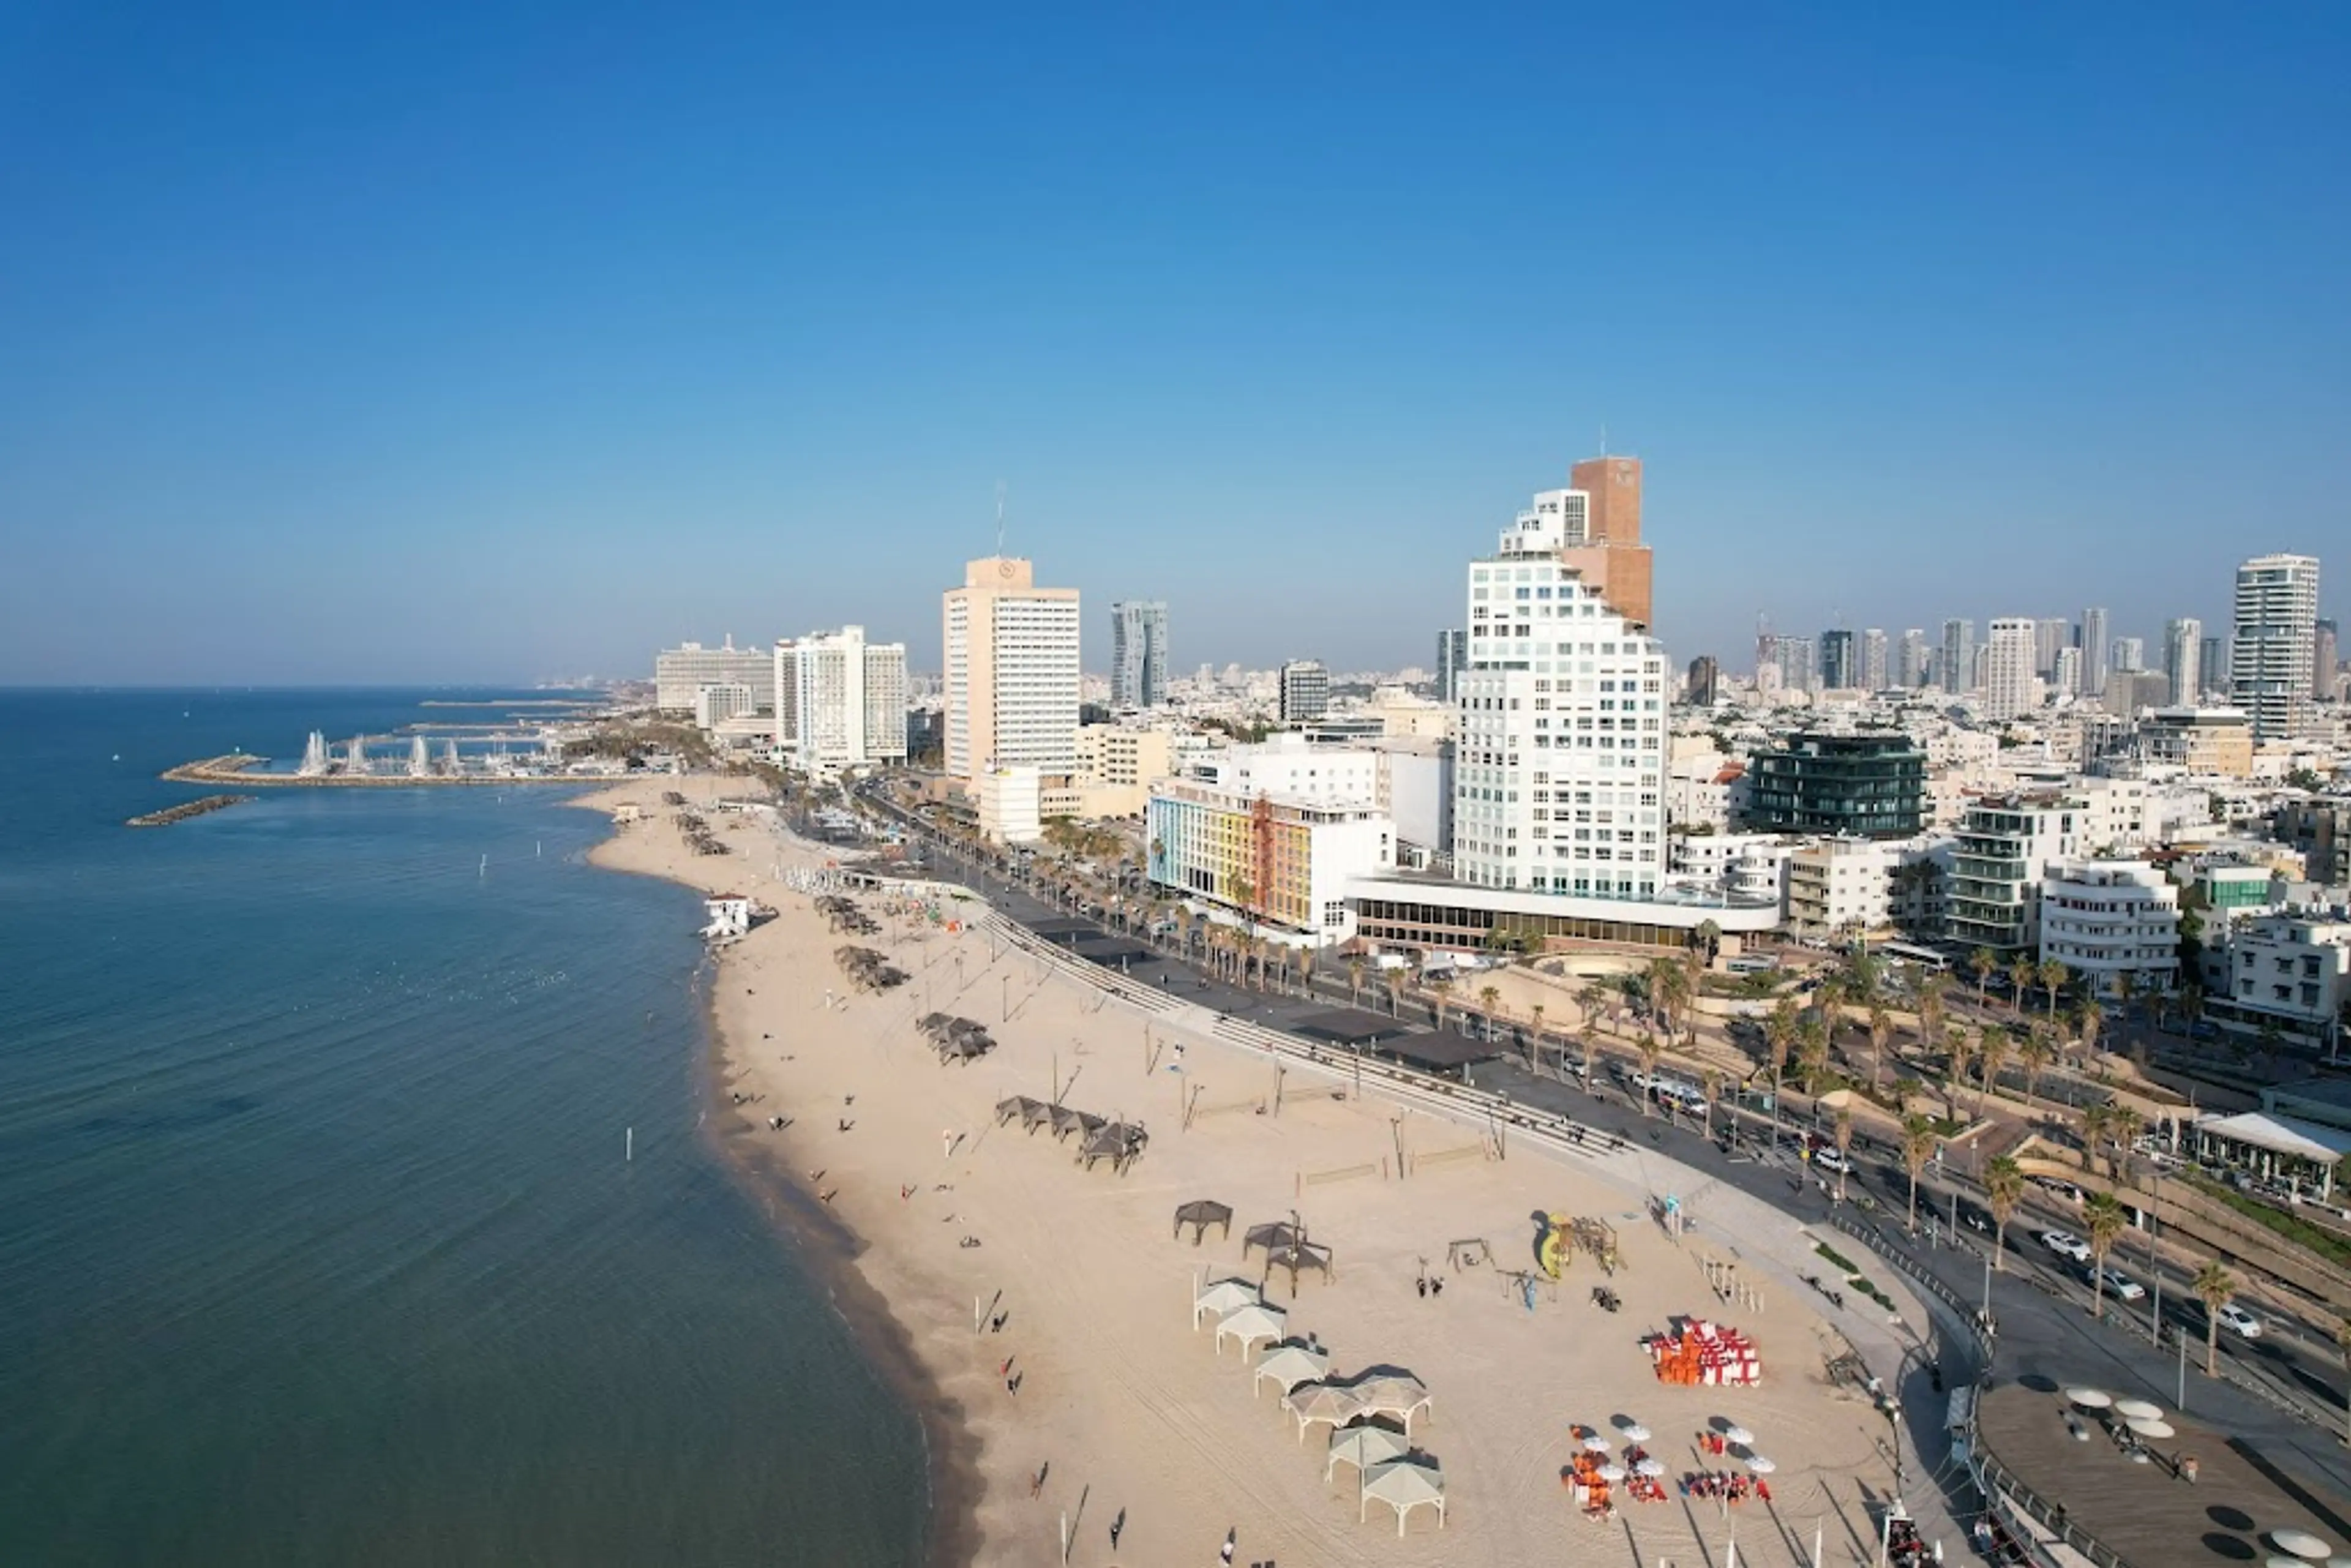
[0,690,927,1566]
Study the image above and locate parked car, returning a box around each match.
[1814,1147,1852,1176]
[2090,1267,2145,1301]
[2040,1230,2092,1262]
[2218,1302,2264,1339]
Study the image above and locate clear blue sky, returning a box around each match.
[1,1,2342,684]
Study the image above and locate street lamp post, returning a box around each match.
[2147,1166,2164,1346]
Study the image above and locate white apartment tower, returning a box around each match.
[655,637,776,715]
[790,625,908,774]
[943,557,1082,781]
[1453,493,1668,896]
[1940,620,1974,694]
[1897,629,1930,689]
[2231,553,2320,741]
[1109,600,1169,709]
[1861,628,1889,692]
[2163,617,2202,708]
[2077,607,2110,696]
[1982,617,2039,720]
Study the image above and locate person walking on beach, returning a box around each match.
[1218,1526,1236,1564]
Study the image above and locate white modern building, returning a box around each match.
[1946,794,2083,955]
[2077,607,2110,696]
[976,765,1045,845]
[1785,837,1895,937]
[943,557,1082,782]
[1982,617,2040,721]
[1146,776,1395,947]
[1183,732,1379,808]
[694,682,754,731]
[1344,480,1780,955]
[788,625,908,775]
[2037,858,2180,999]
[2206,911,2351,1052]
[2232,553,2321,741]
[1110,601,1169,710]
[1278,659,1330,724]
[2164,617,2203,708]
[656,637,774,715]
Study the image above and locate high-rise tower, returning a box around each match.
[1109,601,1169,709]
[2231,554,2320,740]
[943,557,1081,781]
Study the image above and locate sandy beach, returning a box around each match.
[584,777,1940,1567]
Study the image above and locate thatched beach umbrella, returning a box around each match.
[1360,1458,1446,1536]
[1324,1422,1408,1482]
[1215,1303,1288,1359]
[1172,1199,1234,1245]
[1261,1239,1335,1294]
[1243,1220,1301,1259]
[1283,1381,1367,1444]
[1193,1278,1261,1329]
[1254,1343,1331,1400]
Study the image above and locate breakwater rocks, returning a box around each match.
[127,794,253,828]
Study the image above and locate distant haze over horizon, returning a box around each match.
[1,5,2342,686]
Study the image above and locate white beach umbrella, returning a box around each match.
[2127,1416,2175,1440]
[2064,1387,2112,1409]
[1635,1457,1667,1478]
[1722,1424,1754,1446]
[1619,1421,1651,1442]
[1597,1463,1628,1482]
[1583,1434,1613,1452]
[1193,1278,1260,1329]
[1746,1455,1777,1474]
[2113,1397,2164,1420]
[1254,1343,1331,1399]
[1215,1302,1288,1357]
[2271,1531,2336,1561]
[1325,1423,1410,1484]
[1360,1458,1447,1537]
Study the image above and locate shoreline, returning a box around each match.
[575,793,982,1567]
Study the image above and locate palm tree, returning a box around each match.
[1833,1108,1856,1203]
[2191,1261,2238,1374]
[2083,1192,2128,1321]
[1575,983,1606,1034]
[1944,1029,1978,1121]
[1528,1003,1547,1073]
[1977,1026,2012,1115]
[1796,1013,1830,1095]
[1580,1030,1600,1090]
[2020,1022,2055,1107]
[2006,956,2035,1016]
[1636,1034,1663,1117]
[1918,980,1948,1059]
[1479,984,1505,1044]
[1985,1155,2025,1271]
[2079,1103,2111,1173]
[1970,947,1997,1007]
[2077,997,2104,1060]
[1764,997,1799,1149]
[1900,1114,1937,1232]
[1383,966,1405,1018]
[2115,968,2140,1024]
[1866,1005,1894,1095]
[1348,955,1366,1008]
[2038,959,2069,1017]
[1648,955,1689,1045]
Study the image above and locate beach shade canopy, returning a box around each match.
[2271,1531,2337,1561]
[1193,1278,1261,1329]
[1635,1457,1667,1478]
[1173,1199,1235,1245]
[1325,1422,1410,1482]
[1216,1302,1289,1358]
[1360,1458,1447,1537]
[1745,1455,1777,1474]
[918,1011,953,1034]
[2113,1398,2164,1420]
[1262,1239,1337,1294]
[2065,1387,2113,1409]
[1049,1104,1092,1139]
[1720,1424,1753,1446]
[1351,1371,1433,1434]
[1244,1220,1303,1258]
[1618,1421,1651,1442]
[1284,1381,1368,1443]
[1256,1343,1332,1400]
[995,1095,1041,1126]
[1019,1100,1057,1134]
[2127,1417,2176,1439]
[1597,1463,1628,1483]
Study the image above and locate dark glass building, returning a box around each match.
[1744,733,1926,839]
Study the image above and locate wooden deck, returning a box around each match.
[1976,1381,2351,1566]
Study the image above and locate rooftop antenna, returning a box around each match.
[994,480,1007,557]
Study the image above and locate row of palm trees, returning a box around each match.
[1976,1153,2247,1373]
